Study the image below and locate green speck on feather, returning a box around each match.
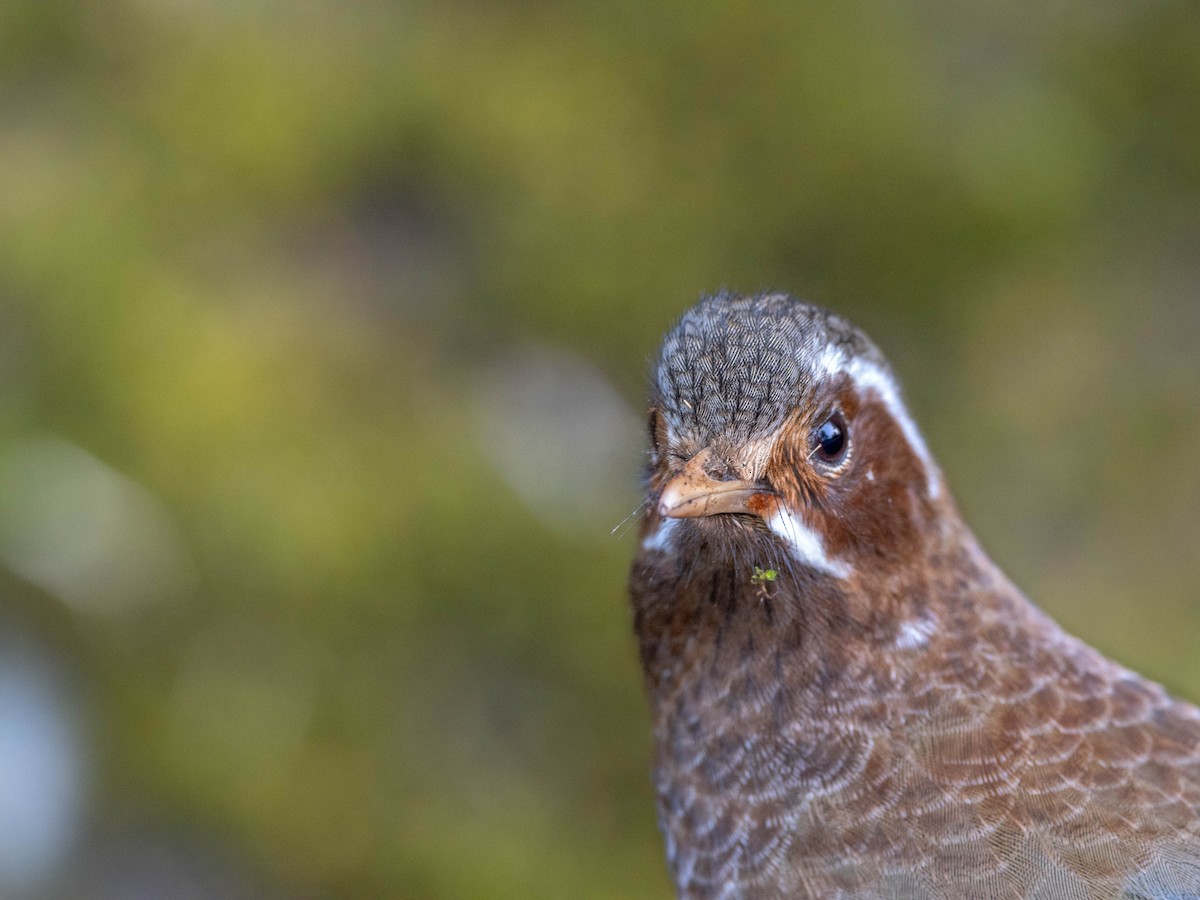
[751,566,778,584]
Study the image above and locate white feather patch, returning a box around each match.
[641,517,679,553]
[766,507,851,579]
[895,615,938,650]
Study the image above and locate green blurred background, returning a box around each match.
[1,2,1199,897]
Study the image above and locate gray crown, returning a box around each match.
[654,291,889,444]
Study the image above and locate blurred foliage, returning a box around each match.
[1,1,1199,897]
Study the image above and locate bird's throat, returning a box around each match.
[631,546,853,707]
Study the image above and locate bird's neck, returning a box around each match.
[630,517,1028,730]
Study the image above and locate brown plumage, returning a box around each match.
[628,292,1200,899]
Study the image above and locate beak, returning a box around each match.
[657,448,770,518]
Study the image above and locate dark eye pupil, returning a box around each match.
[814,418,846,461]
[648,409,663,453]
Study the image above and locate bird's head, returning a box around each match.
[640,292,948,595]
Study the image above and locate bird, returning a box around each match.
[628,291,1200,899]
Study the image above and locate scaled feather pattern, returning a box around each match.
[629,292,1200,899]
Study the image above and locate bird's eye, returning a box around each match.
[812,414,849,466]
[648,408,665,454]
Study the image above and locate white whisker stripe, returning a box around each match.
[641,517,680,552]
[766,507,851,579]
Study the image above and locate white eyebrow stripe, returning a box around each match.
[766,507,851,579]
[816,347,940,498]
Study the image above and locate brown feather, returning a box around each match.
[630,292,1200,899]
